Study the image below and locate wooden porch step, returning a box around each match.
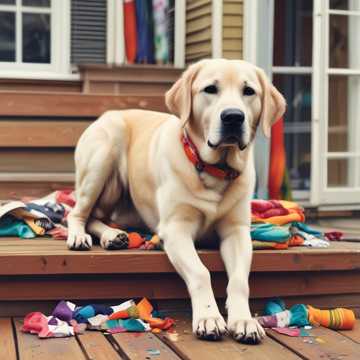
[2,315,360,360]
[2,239,360,275]
[1,238,360,312]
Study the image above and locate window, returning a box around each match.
[245,0,360,206]
[273,0,313,198]
[0,0,71,78]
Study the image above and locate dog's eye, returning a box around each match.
[203,85,218,94]
[243,86,255,96]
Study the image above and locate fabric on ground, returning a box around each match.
[307,305,356,330]
[0,215,35,238]
[0,192,334,250]
[259,298,355,332]
[22,298,175,339]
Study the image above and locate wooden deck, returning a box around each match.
[2,314,360,360]
[1,237,360,317]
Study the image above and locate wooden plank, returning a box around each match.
[0,149,75,172]
[1,240,360,275]
[112,332,181,360]
[14,318,86,360]
[76,332,120,360]
[267,326,360,360]
[338,320,360,344]
[0,274,192,301]
[79,64,182,83]
[0,181,73,201]
[0,318,17,360]
[158,313,300,360]
[0,92,166,117]
[3,269,360,301]
[0,121,90,147]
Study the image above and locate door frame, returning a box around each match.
[244,0,360,207]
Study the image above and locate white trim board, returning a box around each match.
[211,0,223,58]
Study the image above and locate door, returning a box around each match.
[312,0,360,205]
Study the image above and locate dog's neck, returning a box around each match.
[184,125,249,178]
[182,129,241,182]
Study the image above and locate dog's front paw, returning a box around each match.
[67,233,92,250]
[100,229,129,250]
[228,318,265,344]
[193,315,227,341]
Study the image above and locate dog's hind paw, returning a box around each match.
[67,233,92,250]
[193,316,227,341]
[100,229,129,250]
[228,318,265,344]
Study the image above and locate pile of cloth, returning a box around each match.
[256,298,355,337]
[0,191,340,250]
[22,297,174,339]
[251,200,337,249]
[0,190,161,250]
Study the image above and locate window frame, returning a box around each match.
[0,0,74,80]
[244,0,360,207]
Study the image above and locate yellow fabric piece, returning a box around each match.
[10,208,45,235]
[23,218,45,235]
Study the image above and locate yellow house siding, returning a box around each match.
[185,0,212,63]
[222,0,243,60]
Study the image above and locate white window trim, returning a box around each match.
[312,0,360,205]
[0,0,75,80]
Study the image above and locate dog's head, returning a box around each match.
[166,59,286,157]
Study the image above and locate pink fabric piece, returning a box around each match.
[70,319,87,334]
[56,190,76,208]
[325,231,343,241]
[251,200,289,219]
[48,225,68,240]
[21,312,50,336]
[272,327,301,337]
[106,326,128,334]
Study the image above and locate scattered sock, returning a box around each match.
[52,301,76,322]
[74,304,113,324]
[257,310,291,328]
[22,312,49,335]
[307,305,355,330]
[264,298,286,315]
[109,305,139,320]
[69,319,87,334]
[87,314,109,330]
[111,300,135,313]
[41,318,74,338]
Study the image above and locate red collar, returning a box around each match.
[181,131,240,181]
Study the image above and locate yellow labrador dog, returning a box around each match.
[67,59,286,343]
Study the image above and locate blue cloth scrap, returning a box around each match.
[0,215,35,239]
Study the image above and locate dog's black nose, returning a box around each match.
[221,108,245,126]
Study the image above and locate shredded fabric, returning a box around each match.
[251,200,335,249]
[21,298,175,339]
[0,192,339,249]
[257,298,356,333]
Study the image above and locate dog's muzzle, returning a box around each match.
[208,108,247,150]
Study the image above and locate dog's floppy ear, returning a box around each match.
[256,67,286,137]
[165,60,206,126]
